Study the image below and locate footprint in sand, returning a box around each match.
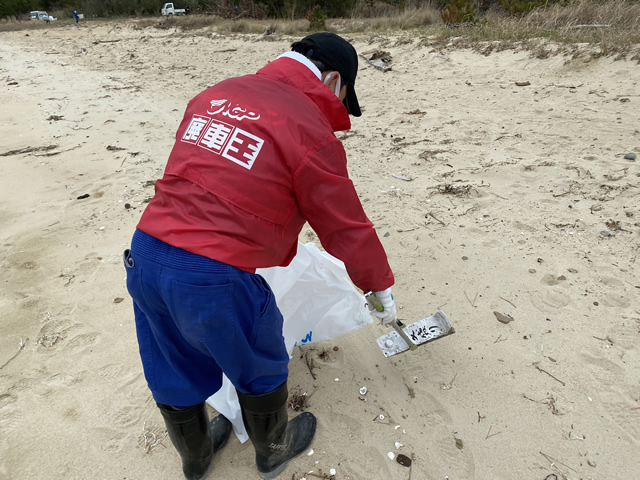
[605,319,640,351]
[527,275,573,312]
[42,371,85,388]
[0,393,22,435]
[580,353,625,387]
[109,404,142,429]
[421,405,476,479]
[580,354,639,442]
[316,409,393,478]
[98,428,136,453]
[513,220,537,233]
[529,288,571,312]
[481,238,503,249]
[345,448,393,478]
[323,402,366,436]
[598,391,640,443]
[507,182,529,198]
[597,276,633,308]
[99,363,144,386]
[36,317,101,353]
[64,331,101,349]
[598,291,632,308]
[98,363,146,397]
[100,430,131,453]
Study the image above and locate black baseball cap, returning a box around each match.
[291,32,362,117]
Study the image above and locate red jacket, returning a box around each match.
[137,54,394,292]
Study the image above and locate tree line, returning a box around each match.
[1,0,365,19]
[0,0,566,21]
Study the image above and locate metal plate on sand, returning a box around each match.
[376,310,455,357]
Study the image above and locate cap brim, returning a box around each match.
[344,84,361,117]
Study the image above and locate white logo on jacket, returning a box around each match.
[207,99,261,121]
[181,114,264,170]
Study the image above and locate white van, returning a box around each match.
[161,3,187,15]
[30,11,48,20]
[30,11,55,22]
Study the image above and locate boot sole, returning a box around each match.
[258,462,288,479]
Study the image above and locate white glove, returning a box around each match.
[368,288,397,325]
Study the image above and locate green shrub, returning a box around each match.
[441,0,478,24]
[306,5,326,31]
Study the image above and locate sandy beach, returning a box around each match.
[1,21,639,480]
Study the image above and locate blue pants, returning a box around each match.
[124,230,289,407]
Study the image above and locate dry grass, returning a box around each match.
[1,0,639,59]
[346,5,442,31]
[139,15,219,31]
[131,15,306,35]
[436,0,640,59]
[0,19,54,31]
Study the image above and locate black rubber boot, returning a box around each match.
[157,402,232,480]
[237,381,317,479]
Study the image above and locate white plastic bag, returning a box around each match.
[207,242,372,442]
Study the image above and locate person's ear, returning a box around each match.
[322,71,337,86]
[323,71,342,97]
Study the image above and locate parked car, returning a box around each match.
[30,11,47,20]
[30,11,56,22]
[161,3,188,16]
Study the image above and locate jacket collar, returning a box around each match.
[256,53,351,132]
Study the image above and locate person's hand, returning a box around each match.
[368,288,397,325]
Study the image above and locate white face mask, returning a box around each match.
[324,73,342,97]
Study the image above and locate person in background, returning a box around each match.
[73,10,79,23]
[123,32,396,479]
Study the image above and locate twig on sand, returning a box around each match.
[491,192,509,200]
[540,451,577,479]
[485,425,502,439]
[426,211,446,226]
[392,174,414,182]
[35,144,82,157]
[0,338,28,370]
[499,296,516,308]
[464,291,477,307]
[0,145,58,157]
[304,351,317,380]
[535,365,566,386]
[552,83,584,88]
[306,472,333,479]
